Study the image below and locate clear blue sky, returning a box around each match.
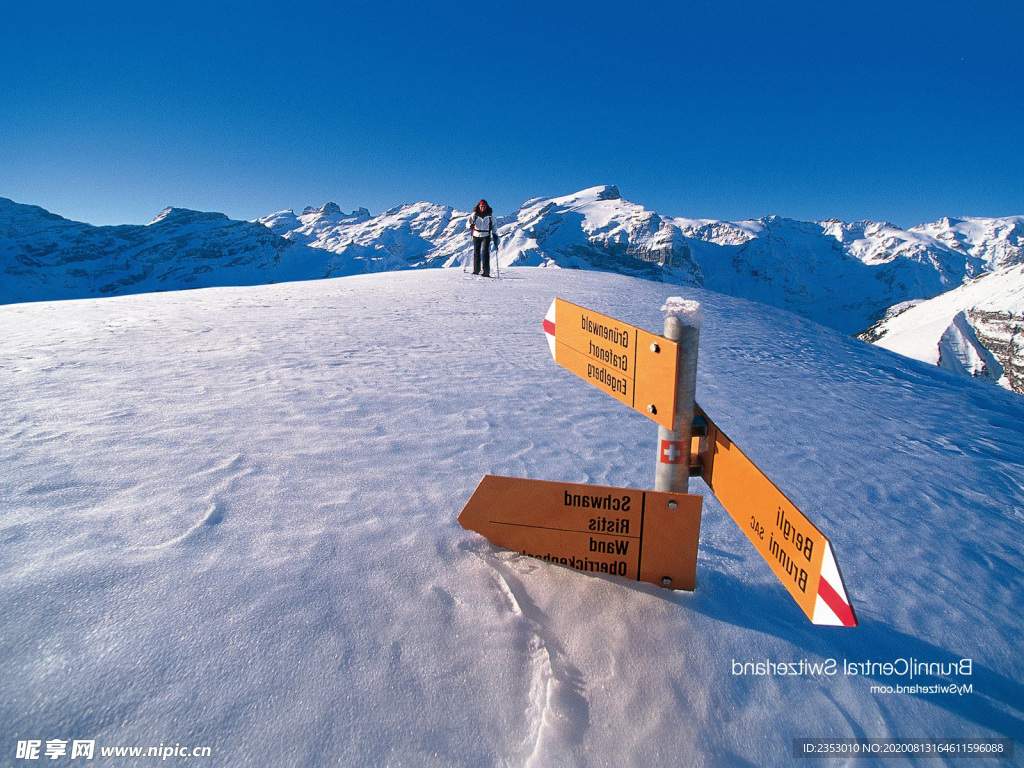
[3,0,1021,227]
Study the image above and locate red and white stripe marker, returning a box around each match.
[543,299,557,359]
[812,542,857,626]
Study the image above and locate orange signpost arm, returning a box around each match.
[459,475,703,590]
[543,298,680,429]
[693,405,857,626]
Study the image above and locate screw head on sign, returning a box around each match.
[662,577,672,586]
[668,500,678,510]
[650,342,660,353]
[647,404,657,414]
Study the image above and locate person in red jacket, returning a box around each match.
[468,199,499,277]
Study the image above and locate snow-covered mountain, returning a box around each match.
[0,198,335,304]
[261,199,468,273]
[258,185,702,282]
[260,186,1021,336]
[679,215,1003,335]
[490,186,702,285]
[3,269,1022,766]
[860,264,1024,393]
[259,186,1024,340]
[4,189,1023,392]
[909,216,1024,271]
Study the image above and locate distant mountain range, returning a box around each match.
[3,186,1022,393]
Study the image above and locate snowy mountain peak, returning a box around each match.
[297,203,372,223]
[0,197,74,229]
[0,197,51,217]
[0,203,321,305]
[306,202,342,216]
[147,207,231,227]
[499,186,703,286]
[909,215,1024,270]
[553,184,622,205]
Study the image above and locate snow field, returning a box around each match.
[2,268,1022,766]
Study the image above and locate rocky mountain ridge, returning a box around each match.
[860,264,1024,394]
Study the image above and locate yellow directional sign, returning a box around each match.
[543,298,680,429]
[459,475,702,590]
[693,406,857,626]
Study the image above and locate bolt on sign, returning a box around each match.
[459,475,703,590]
[692,406,857,627]
[542,298,680,429]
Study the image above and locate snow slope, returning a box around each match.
[863,265,1024,394]
[2,269,1021,766]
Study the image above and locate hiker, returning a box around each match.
[468,199,499,277]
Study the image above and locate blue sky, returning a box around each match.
[3,0,1022,227]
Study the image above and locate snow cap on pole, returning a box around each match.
[661,297,702,330]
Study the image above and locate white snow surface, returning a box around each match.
[870,265,1024,370]
[2,268,1023,766]
[661,297,702,329]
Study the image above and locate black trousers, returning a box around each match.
[472,237,491,276]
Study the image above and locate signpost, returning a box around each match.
[459,475,702,590]
[459,295,858,627]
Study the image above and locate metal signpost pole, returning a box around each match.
[654,298,701,494]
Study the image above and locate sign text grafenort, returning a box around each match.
[588,340,629,373]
